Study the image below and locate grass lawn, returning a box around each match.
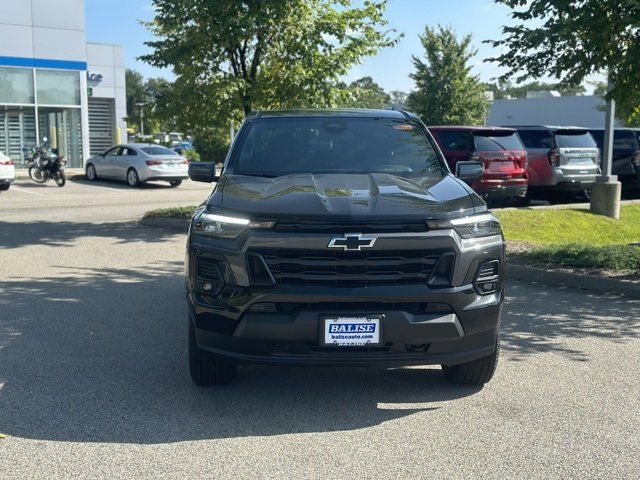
[495,204,640,246]
[496,205,640,272]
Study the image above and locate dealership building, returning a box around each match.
[0,0,126,169]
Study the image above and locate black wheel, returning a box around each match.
[127,168,140,187]
[169,179,182,187]
[55,174,66,187]
[0,183,9,192]
[28,166,48,184]
[188,320,237,386]
[442,335,500,386]
[86,163,98,181]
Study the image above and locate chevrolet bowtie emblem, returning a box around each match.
[328,234,377,251]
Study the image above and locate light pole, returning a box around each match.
[136,102,146,137]
[590,79,622,219]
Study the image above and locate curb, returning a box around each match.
[139,216,190,231]
[508,264,640,298]
[138,217,640,298]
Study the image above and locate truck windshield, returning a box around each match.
[234,118,444,178]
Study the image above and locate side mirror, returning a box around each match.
[189,162,219,183]
[456,161,484,183]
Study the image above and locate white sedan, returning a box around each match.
[0,151,15,192]
[85,143,189,187]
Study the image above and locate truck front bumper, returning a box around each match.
[187,227,504,367]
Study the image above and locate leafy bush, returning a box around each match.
[184,149,201,162]
[143,206,196,220]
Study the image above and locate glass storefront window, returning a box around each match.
[38,108,83,168]
[0,106,37,167]
[36,70,81,106]
[0,68,85,168]
[0,67,35,104]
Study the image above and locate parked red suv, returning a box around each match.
[429,126,528,201]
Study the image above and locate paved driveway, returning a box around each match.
[0,192,638,479]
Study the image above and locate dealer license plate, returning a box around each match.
[323,316,381,347]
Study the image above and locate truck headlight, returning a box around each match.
[428,213,501,238]
[192,210,274,239]
[428,213,503,251]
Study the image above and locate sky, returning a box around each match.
[85,0,527,93]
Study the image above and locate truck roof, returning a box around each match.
[248,108,413,120]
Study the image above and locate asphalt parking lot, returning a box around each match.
[0,177,212,222]
[0,183,639,479]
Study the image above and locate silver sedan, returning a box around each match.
[85,144,189,187]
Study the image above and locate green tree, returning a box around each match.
[125,69,175,134]
[486,0,640,107]
[389,90,408,106]
[593,80,640,127]
[155,76,233,162]
[407,26,488,125]
[125,69,146,132]
[144,77,175,132]
[341,76,391,109]
[141,0,397,120]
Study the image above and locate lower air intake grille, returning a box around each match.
[197,258,224,281]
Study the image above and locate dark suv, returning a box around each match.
[186,109,504,387]
[589,128,640,186]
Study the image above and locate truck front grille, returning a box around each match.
[274,220,428,233]
[250,248,454,287]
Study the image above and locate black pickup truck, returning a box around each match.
[186,109,504,386]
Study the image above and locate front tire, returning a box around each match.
[442,335,500,386]
[86,164,98,181]
[127,168,140,187]
[169,179,182,187]
[55,173,66,187]
[28,166,48,184]
[0,183,9,192]
[188,320,237,386]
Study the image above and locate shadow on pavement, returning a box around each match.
[502,282,640,361]
[0,221,181,249]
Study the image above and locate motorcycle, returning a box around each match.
[27,138,66,187]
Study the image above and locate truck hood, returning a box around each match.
[214,173,482,220]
